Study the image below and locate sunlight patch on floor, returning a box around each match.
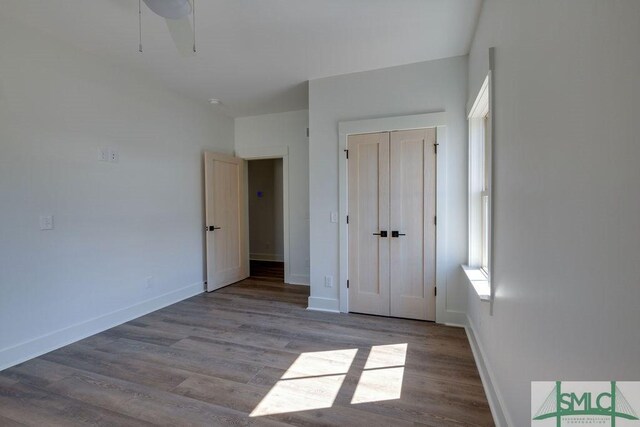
[250,374,347,416]
[251,344,409,416]
[250,349,357,416]
[281,349,358,379]
[351,343,408,404]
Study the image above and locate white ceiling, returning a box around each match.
[5,0,482,117]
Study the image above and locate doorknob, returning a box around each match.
[391,231,406,237]
[206,226,222,231]
[372,230,388,237]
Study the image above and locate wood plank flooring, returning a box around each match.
[250,260,285,280]
[0,279,493,426]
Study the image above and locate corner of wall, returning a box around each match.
[288,274,310,286]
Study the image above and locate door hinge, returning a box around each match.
[434,216,437,226]
[434,287,437,296]
[306,127,309,137]
[434,143,439,154]
[344,149,349,159]
[347,280,350,289]
[346,215,349,224]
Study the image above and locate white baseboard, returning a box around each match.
[307,296,340,313]
[443,322,466,328]
[0,282,204,372]
[441,309,468,326]
[465,316,512,427]
[250,253,284,262]
[287,274,310,286]
[306,306,340,313]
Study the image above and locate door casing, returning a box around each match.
[338,112,449,323]
[235,146,292,285]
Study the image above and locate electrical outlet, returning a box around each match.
[99,148,109,162]
[145,276,154,289]
[108,148,119,163]
[324,275,333,288]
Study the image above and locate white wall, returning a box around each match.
[308,56,468,319]
[467,1,640,425]
[235,110,310,284]
[248,159,284,261]
[0,19,234,370]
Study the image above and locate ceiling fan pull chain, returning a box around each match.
[138,0,143,53]
[192,0,196,53]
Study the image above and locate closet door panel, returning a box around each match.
[348,132,390,316]
[390,128,436,320]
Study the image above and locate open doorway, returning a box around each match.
[247,159,285,281]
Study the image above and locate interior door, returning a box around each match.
[348,132,391,316]
[389,129,436,320]
[204,151,248,291]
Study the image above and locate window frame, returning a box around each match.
[480,113,490,275]
[466,72,493,301]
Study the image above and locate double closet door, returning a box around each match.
[348,128,436,321]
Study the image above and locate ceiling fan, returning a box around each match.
[138,0,197,55]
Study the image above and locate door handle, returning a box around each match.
[206,226,222,231]
[391,231,406,237]
[372,230,388,238]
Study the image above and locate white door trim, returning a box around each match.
[235,146,291,284]
[338,112,448,321]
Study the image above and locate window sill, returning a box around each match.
[461,265,491,302]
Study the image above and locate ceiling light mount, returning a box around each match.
[208,99,221,105]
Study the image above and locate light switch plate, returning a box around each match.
[330,212,338,223]
[40,215,54,230]
[324,275,333,288]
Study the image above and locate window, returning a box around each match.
[481,114,490,274]
[465,74,492,301]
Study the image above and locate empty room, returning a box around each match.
[1,1,639,426]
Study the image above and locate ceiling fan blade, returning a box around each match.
[165,16,194,57]
[142,0,191,19]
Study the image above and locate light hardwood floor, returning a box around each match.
[0,279,493,426]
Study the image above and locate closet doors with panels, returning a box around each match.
[348,128,436,321]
